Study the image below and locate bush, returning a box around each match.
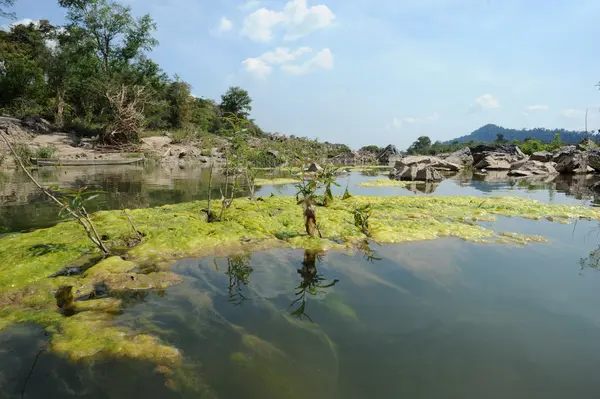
[247,149,285,168]
[66,118,104,138]
[12,143,34,166]
[35,145,57,159]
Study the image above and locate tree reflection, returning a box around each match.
[579,245,600,274]
[225,254,253,306]
[356,239,383,263]
[291,250,339,321]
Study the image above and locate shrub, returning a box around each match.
[35,145,56,159]
[12,144,34,166]
[247,149,284,168]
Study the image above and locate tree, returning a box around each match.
[494,133,507,143]
[220,86,252,119]
[65,0,157,77]
[550,132,563,150]
[407,136,432,155]
[166,78,192,129]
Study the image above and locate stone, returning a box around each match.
[474,155,512,170]
[390,164,443,182]
[198,156,209,163]
[394,156,461,171]
[508,160,558,176]
[267,150,280,158]
[552,146,589,174]
[529,151,553,162]
[376,144,400,165]
[306,162,323,172]
[587,149,600,171]
[21,115,52,133]
[442,147,474,167]
[470,144,526,164]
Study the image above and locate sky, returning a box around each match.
[3,0,600,149]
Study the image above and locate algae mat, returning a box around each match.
[0,195,598,388]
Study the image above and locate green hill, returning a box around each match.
[446,124,596,144]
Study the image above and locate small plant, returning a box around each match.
[12,144,34,166]
[353,203,373,237]
[35,145,57,159]
[342,185,352,200]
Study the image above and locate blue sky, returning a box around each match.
[3,0,600,149]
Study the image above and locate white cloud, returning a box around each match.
[242,0,335,42]
[404,117,418,124]
[217,17,233,34]
[242,58,272,79]
[260,47,313,64]
[562,108,585,118]
[240,0,262,11]
[281,48,333,75]
[475,93,500,109]
[425,112,439,121]
[388,112,439,129]
[526,104,549,111]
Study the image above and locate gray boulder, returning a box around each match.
[470,144,526,165]
[376,144,400,165]
[441,147,474,167]
[552,146,590,174]
[508,160,558,176]
[390,164,443,182]
[529,151,553,162]
[474,155,512,170]
[395,156,461,171]
[306,162,323,172]
[587,149,600,171]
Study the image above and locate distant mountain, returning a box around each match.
[445,124,597,144]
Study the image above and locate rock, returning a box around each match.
[474,155,512,170]
[508,160,558,176]
[178,150,187,158]
[529,151,553,162]
[470,144,526,164]
[587,149,600,171]
[394,156,461,171]
[163,148,172,157]
[198,155,209,163]
[590,181,600,192]
[376,144,400,165]
[21,115,52,133]
[390,164,443,182]
[552,146,589,174]
[306,162,323,172]
[441,147,474,167]
[267,149,280,158]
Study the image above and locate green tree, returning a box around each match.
[407,136,432,155]
[65,0,157,77]
[494,133,507,143]
[166,78,192,129]
[220,86,252,119]
[550,132,563,150]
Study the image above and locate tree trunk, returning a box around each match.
[56,89,65,127]
[304,203,320,237]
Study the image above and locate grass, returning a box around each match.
[357,179,407,187]
[35,145,57,159]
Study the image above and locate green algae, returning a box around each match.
[357,178,407,187]
[1,194,599,387]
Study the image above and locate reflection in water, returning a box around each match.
[405,181,439,194]
[579,243,600,273]
[291,250,339,321]
[356,239,382,263]
[225,254,253,306]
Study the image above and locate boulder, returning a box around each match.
[474,155,512,170]
[390,164,443,182]
[529,151,553,162]
[376,144,400,165]
[198,156,209,163]
[470,144,526,164]
[267,150,280,158]
[587,149,600,171]
[590,181,600,192]
[552,146,590,174]
[441,147,474,167]
[306,162,323,172]
[394,156,461,171]
[21,115,52,133]
[508,160,558,176]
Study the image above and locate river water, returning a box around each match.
[2,166,600,398]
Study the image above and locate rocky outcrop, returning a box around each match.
[470,144,526,165]
[306,162,323,172]
[529,151,553,162]
[552,146,591,174]
[390,163,443,182]
[396,156,462,171]
[508,160,559,177]
[376,144,400,165]
[474,155,512,170]
[440,147,474,167]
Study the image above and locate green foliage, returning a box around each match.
[359,145,380,153]
[35,145,57,159]
[494,133,507,143]
[166,79,192,129]
[247,149,284,168]
[353,204,373,236]
[220,86,252,120]
[407,136,432,155]
[12,143,33,166]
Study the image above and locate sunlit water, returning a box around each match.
[3,166,600,398]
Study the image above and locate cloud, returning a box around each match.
[281,48,333,75]
[242,47,317,78]
[242,58,272,79]
[239,0,262,11]
[562,108,585,118]
[242,0,335,42]
[526,104,549,111]
[217,17,233,34]
[469,93,499,113]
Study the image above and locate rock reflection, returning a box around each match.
[291,250,339,321]
[405,181,439,194]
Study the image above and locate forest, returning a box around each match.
[0,0,263,145]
